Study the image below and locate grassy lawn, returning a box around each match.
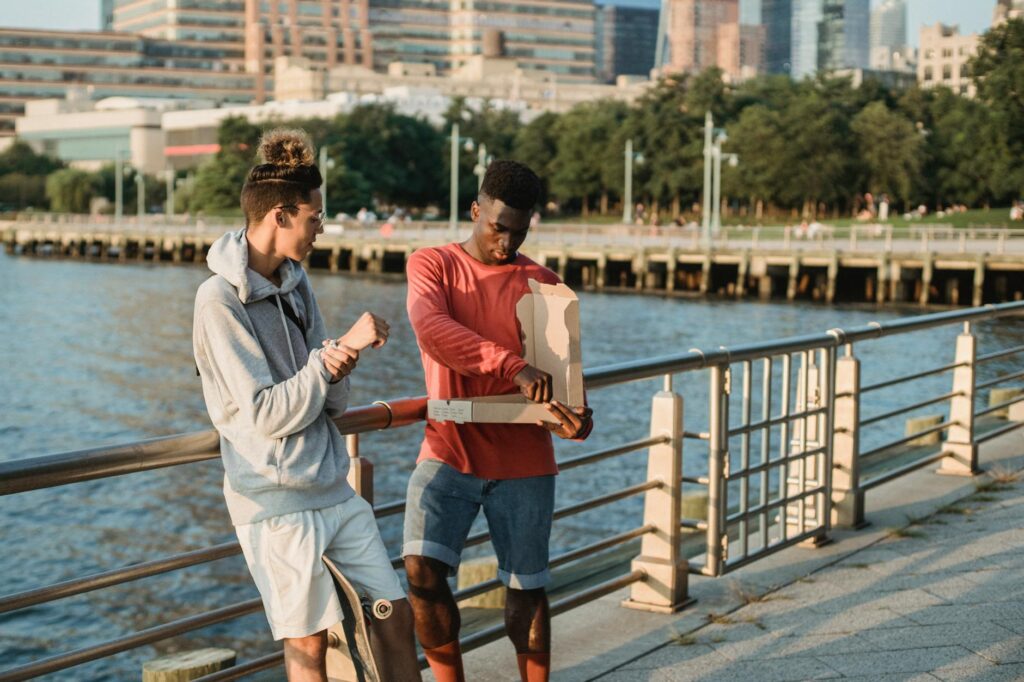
[559,208,1018,230]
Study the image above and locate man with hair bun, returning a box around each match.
[404,159,594,682]
[193,128,420,681]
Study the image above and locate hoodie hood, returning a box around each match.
[206,228,303,303]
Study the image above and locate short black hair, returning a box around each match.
[479,159,540,211]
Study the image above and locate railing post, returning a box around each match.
[345,434,374,504]
[705,364,728,576]
[623,374,690,613]
[940,323,979,476]
[831,348,864,528]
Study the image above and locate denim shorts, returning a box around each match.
[402,459,555,590]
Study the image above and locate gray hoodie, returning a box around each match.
[193,228,354,526]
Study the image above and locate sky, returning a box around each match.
[0,0,1000,48]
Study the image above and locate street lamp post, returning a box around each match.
[473,143,489,190]
[448,123,475,238]
[701,111,713,248]
[318,146,336,218]
[711,151,738,235]
[622,138,644,224]
[135,173,145,219]
[165,169,175,219]
[114,146,125,226]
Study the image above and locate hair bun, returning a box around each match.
[258,128,315,168]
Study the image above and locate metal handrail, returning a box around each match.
[976,368,1024,391]
[859,361,964,394]
[975,394,1024,418]
[0,599,263,682]
[859,420,957,459]
[977,344,1024,364]
[558,435,667,471]
[860,391,961,426]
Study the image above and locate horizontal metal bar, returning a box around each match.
[722,527,829,573]
[558,435,666,472]
[453,570,647,655]
[682,476,710,486]
[681,519,709,531]
[552,480,661,522]
[860,362,962,394]
[975,395,1024,418]
[373,499,406,518]
[0,397,428,496]
[0,542,241,615]
[976,419,1024,445]
[727,445,828,480]
[860,391,960,426]
[859,420,956,459]
[193,652,284,682]
[976,344,1024,364]
[0,599,262,681]
[453,525,654,603]
[976,369,1024,390]
[683,431,710,440]
[728,407,828,438]
[858,450,951,491]
[726,485,827,524]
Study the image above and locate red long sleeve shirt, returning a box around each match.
[406,243,563,479]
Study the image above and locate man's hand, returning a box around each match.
[322,342,359,383]
[338,312,390,351]
[539,400,593,440]
[513,365,552,403]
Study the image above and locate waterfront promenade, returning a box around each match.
[460,430,1024,681]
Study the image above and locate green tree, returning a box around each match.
[550,102,627,214]
[851,101,923,205]
[45,168,98,213]
[723,105,787,217]
[513,112,560,206]
[190,116,261,215]
[970,17,1024,194]
[0,173,46,210]
[0,141,63,177]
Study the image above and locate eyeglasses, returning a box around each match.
[276,205,325,225]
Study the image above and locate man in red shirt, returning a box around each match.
[403,160,593,682]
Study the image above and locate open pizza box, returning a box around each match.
[427,279,584,424]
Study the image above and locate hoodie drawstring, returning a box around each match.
[274,295,299,373]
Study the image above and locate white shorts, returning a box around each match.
[235,495,405,640]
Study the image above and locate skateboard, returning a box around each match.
[323,555,393,682]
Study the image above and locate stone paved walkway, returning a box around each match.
[600,471,1024,681]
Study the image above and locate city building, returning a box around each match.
[762,0,792,74]
[740,0,761,25]
[993,0,1024,26]
[869,0,908,70]
[789,0,822,78]
[917,23,978,97]
[664,0,742,78]
[595,4,659,83]
[0,27,254,137]
[817,0,870,72]
[15,95,210,174]
[739,24,766,77]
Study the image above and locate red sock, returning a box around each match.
[423,640,465,682]
[516,652,550,682]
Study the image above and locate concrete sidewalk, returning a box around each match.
[603,468,1024,681]
[458,430,1024,682]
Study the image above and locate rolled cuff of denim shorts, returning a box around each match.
[402,540,462,575]
[498,567,550,590]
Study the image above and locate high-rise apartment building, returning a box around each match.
[917,23,978,97]
[869,0,907,70]
[817,0,869,72]
[789,0,821,78]
[665,0,741,78]
[596,5,659,83]
[0,27,253,136]
[761,0,792,74]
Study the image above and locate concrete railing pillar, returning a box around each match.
[623,376,690,613]
[831,352,864,528]
[345,433,374,504]
[940,325,978,476]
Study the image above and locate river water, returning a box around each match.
[2,250,1022,680]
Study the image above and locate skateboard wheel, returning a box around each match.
[372,599,393,620]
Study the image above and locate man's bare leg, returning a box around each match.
[506,588,550,681]
[283,631,328,682]
[368,597,422,680]
[405,556,464,681]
